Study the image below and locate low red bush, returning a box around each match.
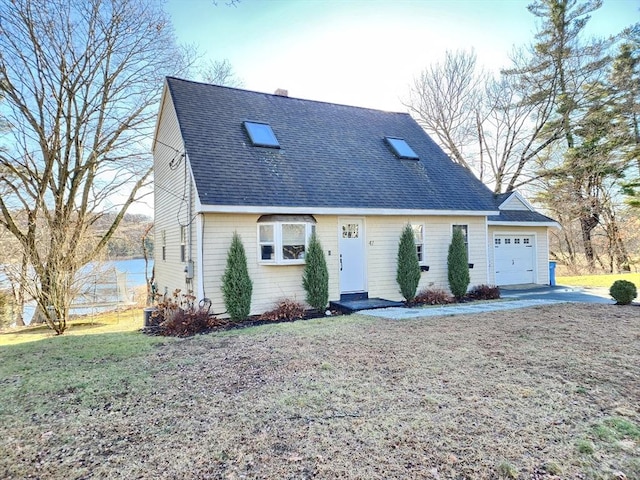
[259,299,306,321]
[467,284,501,300]
[150,289,217,337]
[413,288,454,305]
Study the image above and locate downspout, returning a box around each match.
[484,216,490,285]
[196,212,205,301]
[184,152,195,290]
[185,151,205,302]
[188,157,193,266]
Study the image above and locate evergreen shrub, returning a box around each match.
[609,279,637,305]
[448,227,470,300]
[221,232,253,321]
[396,224,421,302]
[302,232,329,312]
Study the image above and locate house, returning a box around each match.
[152,77,558,315]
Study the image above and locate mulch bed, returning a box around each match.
[142,308,342,337]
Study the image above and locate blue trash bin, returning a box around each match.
[549,261,557,286]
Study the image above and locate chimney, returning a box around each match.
[274,88,288,97]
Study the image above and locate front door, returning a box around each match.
[339,218,366,293]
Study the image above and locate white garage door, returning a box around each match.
[494,235,535,285]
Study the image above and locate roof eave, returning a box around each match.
[151,79,171,154]
[196,204,499,216]
[488,220,561,228]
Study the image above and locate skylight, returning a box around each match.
[244,121,280,148]
[385,137,418,159]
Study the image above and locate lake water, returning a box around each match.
[105,258,150,288]
[16,258,151,324]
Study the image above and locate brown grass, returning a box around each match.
[1,303,639,479]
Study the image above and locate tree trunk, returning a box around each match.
[580,216,599,271]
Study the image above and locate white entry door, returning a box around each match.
[339,219,366,293]
[494,235,535,285]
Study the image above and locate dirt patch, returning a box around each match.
[1,303,639,479]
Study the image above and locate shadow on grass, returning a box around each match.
[1,322,108,336]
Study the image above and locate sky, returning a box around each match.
[165,0,640,113]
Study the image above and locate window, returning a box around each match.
[257,215,316,264]
[244,121,280,148]
[514,238,521,244]
[494,238,501,245]
[162,230,166,261]
[282,223,306,260]
[259,224,275,260]
[342,223,359,238]
[180,226,187,262]
[523,238,530,244]
[385,137,419,159]
[452,224,469,257]
[412,224,425,263]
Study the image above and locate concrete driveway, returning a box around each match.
[499,284,614,304]
[359,284,615,320]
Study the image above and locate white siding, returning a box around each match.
[153,91,197,299]
[194,213,494,315]
[488,226,550,285]
[200,214,340,316]
[366,216,489,301]
[500,195,529,211]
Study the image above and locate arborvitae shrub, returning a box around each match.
[448,228,470,300]
[609,280,637,305]
[396,224,421,302]
[221,232,253,321]
[302,232,329,312]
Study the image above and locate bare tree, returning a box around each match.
[405,49,556,193]
[405,50,486,170]
[0,0,191,333]
[476,53,563,193]
[199,58,243,87]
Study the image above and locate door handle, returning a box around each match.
[340,254,343,271]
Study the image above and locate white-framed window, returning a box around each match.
[161,230,166,261]
[257,215,316,265]
[452,224,469,257]
[412,224,425,263]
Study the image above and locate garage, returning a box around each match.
[494,235,535,285]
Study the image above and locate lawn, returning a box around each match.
[0,308,145,346]
[556,272,640,289]
[1,303,638,479]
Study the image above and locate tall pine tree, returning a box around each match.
[517,0,613,270]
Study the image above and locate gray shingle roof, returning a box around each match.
[490,192,558,224]
[488,209,558,224]
[165,77,499,212]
